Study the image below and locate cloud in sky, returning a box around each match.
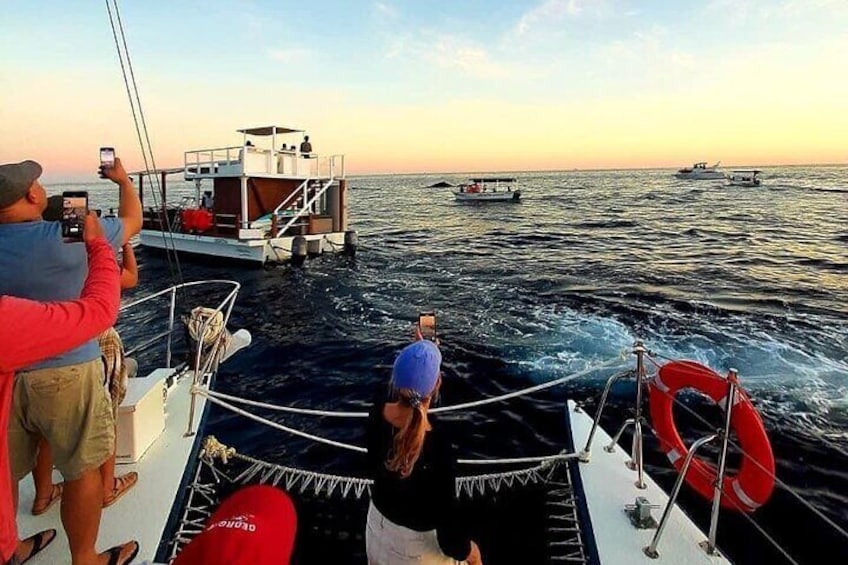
[705,0,848,23]
[268,47,314,63]
[373,1,398,19]
[421,36,508,79]
[514,0,608,36]
[601,25,696,76]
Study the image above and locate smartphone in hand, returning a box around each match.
[100,147,115,169]
[418,311,437,341]
[61,191,88,242]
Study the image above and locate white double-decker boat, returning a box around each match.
[137,125,357,266]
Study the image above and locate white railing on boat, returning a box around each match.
[120,280,242,440]
[184,146,345,180]
[121,280,240,366]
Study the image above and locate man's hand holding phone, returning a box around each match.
[83,211,106,244]
[98,155,130,187]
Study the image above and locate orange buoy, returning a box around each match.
[648,360,775,512]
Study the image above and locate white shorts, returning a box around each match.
[366,501,467,565]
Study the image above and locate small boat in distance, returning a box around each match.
[454,177,521,202]
[674,161,725,180]
[727,169,762,187]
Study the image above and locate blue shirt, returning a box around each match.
[0,218,124,370]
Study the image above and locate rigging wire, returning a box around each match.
[105,0,183,283]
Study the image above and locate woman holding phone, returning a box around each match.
[365,332,483,565]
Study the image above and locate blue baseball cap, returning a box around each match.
[391,340,442,397]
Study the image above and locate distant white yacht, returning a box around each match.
[674,161,725,180]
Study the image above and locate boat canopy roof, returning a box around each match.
[731,169,761,174]
[470,177,516,183]
[237,125,303,136]
[129,166,184,176]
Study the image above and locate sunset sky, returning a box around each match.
[1,0,847,177]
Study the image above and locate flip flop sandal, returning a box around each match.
[103,472,138,508]
[104,541,140,565]
[30,483,63,516]
[20,529,56,565]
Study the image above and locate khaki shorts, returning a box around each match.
[9,359,115,481]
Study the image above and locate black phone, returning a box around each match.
[99,147,115,169]
[61,191,88,242]
[418,311,437,341]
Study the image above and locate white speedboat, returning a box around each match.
[674,162,725,180]
[727,170,762,187]
[454,178,521,202]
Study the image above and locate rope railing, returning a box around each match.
[195,387,581,466]
[198,355,627,419]
[199,438,557,500]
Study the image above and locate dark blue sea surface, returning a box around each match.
[75,166,847,563]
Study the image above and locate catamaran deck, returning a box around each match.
[16,369,205,564]
[568,401,730,563]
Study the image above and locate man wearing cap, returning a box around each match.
[0,159,142,565]
[366,338,483,565]
[0,212,132,563]
[172,485,297,564]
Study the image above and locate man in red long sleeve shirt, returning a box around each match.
[0,213,137,564]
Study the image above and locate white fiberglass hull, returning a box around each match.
[140,229,347,264]
[454,191,521,202]
[674,171,725,180]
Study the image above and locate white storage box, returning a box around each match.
[116,369,170,463]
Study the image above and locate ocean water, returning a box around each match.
[68,165,847,563]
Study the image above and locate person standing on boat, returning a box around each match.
[29,199,141,517]
[366,338,483,565]
[0,158,142,565]
[299,135,312,157]
[0,210,136,564]
[201,190,214,211]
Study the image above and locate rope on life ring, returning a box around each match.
[648,360,775,512]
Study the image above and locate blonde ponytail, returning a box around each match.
[386,389,431,477]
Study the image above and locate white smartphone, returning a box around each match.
[100,147,115,169]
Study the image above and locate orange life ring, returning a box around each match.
[648,360,775,512]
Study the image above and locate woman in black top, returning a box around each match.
[366,338,483,565]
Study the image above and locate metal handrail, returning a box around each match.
[275,179,334,237]
[644,433,718,558]
[120,281,240,380]
[271,179,310,219]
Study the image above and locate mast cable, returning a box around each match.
[105,0,183,283]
